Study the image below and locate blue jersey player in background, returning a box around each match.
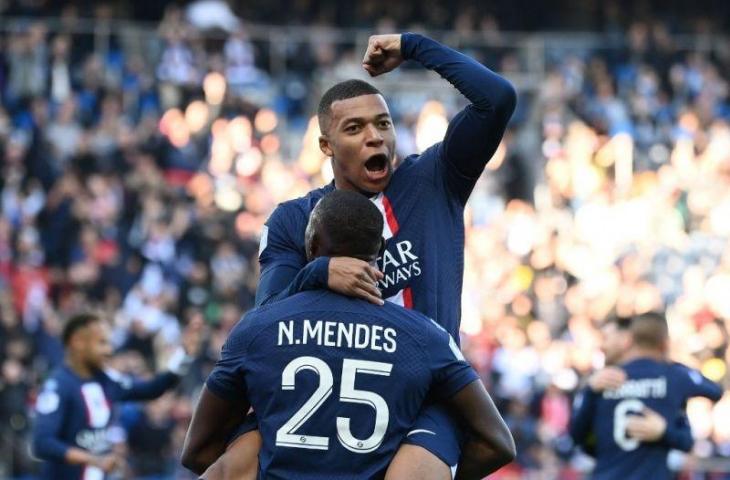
[570,313,722,480]
[573,317,695,457]
[228,31,517,480]
[32,312,197,480]
[181,190,515,480]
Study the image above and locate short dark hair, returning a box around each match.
[306,190,384,259]
[62,313,101,346]
[630,312,668,350]
[318,79,382,133]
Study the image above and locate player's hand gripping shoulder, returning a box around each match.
[362,34,403,77]
[328,257,384,305]
[588,366,626,392]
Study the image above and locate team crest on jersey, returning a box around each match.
[36,390,60,414]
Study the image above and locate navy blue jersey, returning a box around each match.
[32,365,178,480]
[570,358,722,480]
[206,290,478,479]
[255,33,516,340]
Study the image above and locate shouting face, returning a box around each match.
[319,94,396,194]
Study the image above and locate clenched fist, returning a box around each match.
[362,34,404,77]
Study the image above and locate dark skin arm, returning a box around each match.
[448,381,516,480]
[181,386,249,475]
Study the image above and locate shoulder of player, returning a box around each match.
[379,302,444,342]
[39,369,65,393]
[270,184,334,221]
[227,295,317,337]
[392,144,442,176]
[45,365,80,389]
[668,361,703,384]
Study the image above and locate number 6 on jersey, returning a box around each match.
[276,356,393,453]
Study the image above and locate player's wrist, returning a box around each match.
[400,32,419,60]
[88,453,104,468]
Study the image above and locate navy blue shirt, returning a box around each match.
[255,33,516,340]
[32,365,179,480]
[206,290,479,479]
[570,358,722,480]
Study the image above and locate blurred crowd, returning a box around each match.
[0,1,729,479]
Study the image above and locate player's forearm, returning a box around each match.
[401,33,516,117]
[402,33,516,186]
[32,435,71,464]
[448,381,516,479]
[255,257,329,306]
[661,418,694,452]
[455,440,515,480]
[182,439,228,475]
[121,371,179,401]
[64,446,99,466]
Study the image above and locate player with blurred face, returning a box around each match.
[32,313,197,480]
[600,318,633,366]
[76,320,114,371]
[571,314,722,480]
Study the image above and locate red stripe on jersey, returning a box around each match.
[382,194,399,236]
[403,287,413,309]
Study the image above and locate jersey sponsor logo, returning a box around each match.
[277,319,397,353]
[80,383,111,428]
[75,428,111,454]
[378,240,422,290]
[371,194,422,302]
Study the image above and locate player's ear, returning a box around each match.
[306,231,319,261]
[319,135,334,158]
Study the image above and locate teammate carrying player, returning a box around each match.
[181,190,515,479]
[221,32,516,479]
[32,313,198,480]
[570,313,722,479]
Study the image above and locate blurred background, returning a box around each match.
[1,0,730,478]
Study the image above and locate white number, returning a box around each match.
[337,359,392,453]
[276,356,333,450]
[275,356,392,453]
[613,398,644,451]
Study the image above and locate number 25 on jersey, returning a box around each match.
[276,356,392,454]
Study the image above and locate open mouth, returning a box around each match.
[364,153,389,173]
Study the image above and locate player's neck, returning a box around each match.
[333,177,379,198]
[66,354,94,379]
[622,347,665,363]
